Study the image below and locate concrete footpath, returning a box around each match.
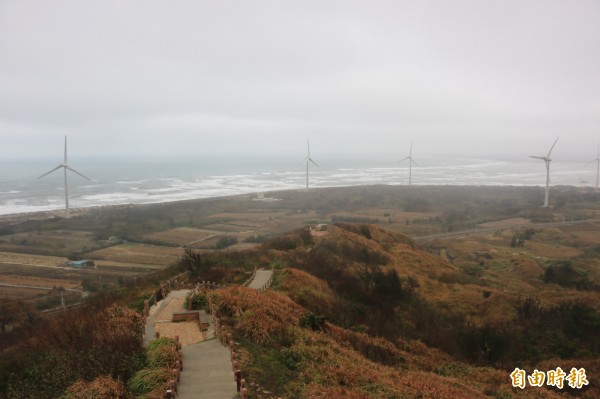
[247,268,273,290]
[151,269,274,398]
[177,325,237,398]
[144,289,236,398]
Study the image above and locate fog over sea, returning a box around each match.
[0,155,596,216]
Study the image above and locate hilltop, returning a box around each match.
[210,223,598,398]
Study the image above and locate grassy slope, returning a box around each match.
[216,224,599,398]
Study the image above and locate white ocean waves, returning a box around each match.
[0,157,597,215]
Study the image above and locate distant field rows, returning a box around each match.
[413,218,600,242]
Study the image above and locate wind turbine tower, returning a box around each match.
[594,144,600,192]
[529,137,559,208]
[399,142,419,185]
[38,136,91,218]
[305,138,318,190]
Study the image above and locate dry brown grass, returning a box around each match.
[292,327,564,399]
[391,243,458,278]
[62,375,129,399]
[213,286,305,344]
[279,268,338,315]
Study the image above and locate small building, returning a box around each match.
[314,224,329,231]
[310,224,330,237]
[67,259,96,268]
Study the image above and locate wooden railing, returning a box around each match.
[242,267,258,287]
[256,267,274,292]
[143,272,188,317]
[206,267,280,399]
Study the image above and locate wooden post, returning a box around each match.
[241,387,248,399]
[144,299,149,316]
[235,370,242,392]
[155,332,160,339]
[164,389,173,399]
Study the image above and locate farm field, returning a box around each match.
[0,230,105,256]
[85,243,184,266]
[0,285,48,301]
[143,227,214,246]
[0,274,80,289]
[0,248,170,305]
[0,251,69,267]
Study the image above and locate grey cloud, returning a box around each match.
[1,0,599,160]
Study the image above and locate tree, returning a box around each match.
[179,247,205,277]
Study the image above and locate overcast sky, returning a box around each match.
[1,0,598,162]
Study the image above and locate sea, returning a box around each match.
[0,156,596,216]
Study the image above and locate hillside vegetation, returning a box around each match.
[215,223,600,398]
[1,216,598,397]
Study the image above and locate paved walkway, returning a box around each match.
[247,268,273,290]
[144,290,205,347]
[178,323,237,398]
[148,270,274,398]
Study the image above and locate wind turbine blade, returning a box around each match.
[309,158,319,167]
[64,135,68,164]
[38,165,63,179]
[409,142,413,156]
[529,156,545,160]
[66,166,92,181]
[547,136,559,157]
[307,138,311,157]
[411,159,419,167]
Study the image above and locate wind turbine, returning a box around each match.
[305,138,318,190]
[588,144,600,192]
[399,142,419,185]
[529,137,559,208]
[38,136,91,218]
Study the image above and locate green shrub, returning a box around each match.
[189,293,208,310]
[146,338,178,369]
[127,368,171,395]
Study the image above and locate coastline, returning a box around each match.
[0,183,595,228]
